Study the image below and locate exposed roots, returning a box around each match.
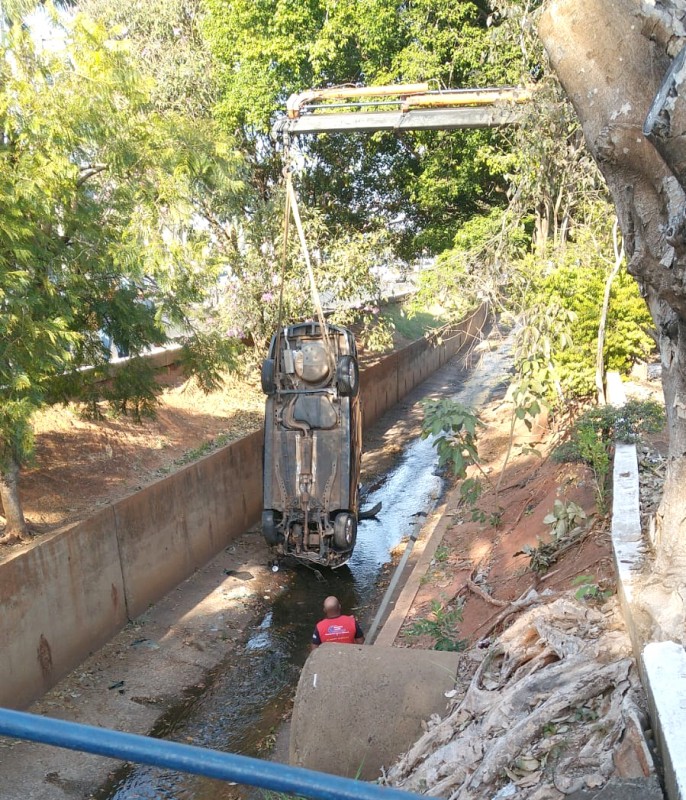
[384,594,647,799]
[0,529,31,545]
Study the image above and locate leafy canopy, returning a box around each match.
[203,0,527,257]
[0,8,244,464]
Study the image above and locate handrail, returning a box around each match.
[0,708,421,800]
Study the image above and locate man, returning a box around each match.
[311,596,365,649]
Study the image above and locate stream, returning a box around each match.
[96,335,512,800]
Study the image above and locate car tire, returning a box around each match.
[261,358,276,394]
[262,510,281,545]
[333,512,357,551]
[336,355,359,397]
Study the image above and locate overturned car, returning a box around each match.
[261,321,362,568]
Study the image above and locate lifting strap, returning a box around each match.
[276,156,334,366]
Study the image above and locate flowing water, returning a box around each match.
[96,337,512,800]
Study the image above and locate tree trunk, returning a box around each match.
[540,0,686,640]
[0,456,29,543]
[596,220,623,405]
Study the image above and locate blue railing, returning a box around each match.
[0,708,422,800]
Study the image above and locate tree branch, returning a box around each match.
[76,164,108,188]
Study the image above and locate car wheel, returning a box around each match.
[262,510,282,545]
[333,512,357,551]
[336,355,359,397]
[261,358,276,394]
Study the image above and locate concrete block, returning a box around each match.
[290,644,460,780]
[642,642,686,800]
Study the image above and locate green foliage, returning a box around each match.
[405,600,466,651]
[211,201,393,360]
[434,545,450,563]
[0,8,244,487]
[77,0,217,118]
[0,401,36,472]
[518,499,588,574]
[421,398,484,478]
[180,333,242,394]
[107,360,159,422]
[572,574,612,603]
[204,0,528,258]
[542,500,587,540]
[384,303,447,341]
[555,400,665,457]
[576,425,611,512]
[554,399,665,511]
[523,218,655,399]
[514,301,577,404]
[410,208,530,321]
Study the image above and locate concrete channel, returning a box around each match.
[0,307,506,799]
[89,329,514,800]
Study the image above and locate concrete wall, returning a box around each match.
[0,305,488,709]
[360,306,483,427]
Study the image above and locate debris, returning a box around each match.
[223,570,254,580]
[385,595,648,800]
[130,638,160,651]
[467,579,508,607]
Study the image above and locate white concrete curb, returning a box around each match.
[607,371,686,800]
[643,642,686,800]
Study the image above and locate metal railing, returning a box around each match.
[0,708,422,800]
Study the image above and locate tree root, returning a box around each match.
[0,530,31,545]
[385,594,646,800]
[466,579,508,607]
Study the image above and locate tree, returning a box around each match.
[0,11,244,542]
[203,0,525,258]
[77,0,217,118]
[539,0,686,641]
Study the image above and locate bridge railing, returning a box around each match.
[0,708,421,800]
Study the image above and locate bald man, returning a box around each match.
[311,596,365,649]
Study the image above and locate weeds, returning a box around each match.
[572,574,612,603]
[543,499,586,538]
[421,398,484,479]
[517,499,588,574]
[405,599,467,652]
[434,545,450,563]
[553,399,664,514]
[421,398,496,523]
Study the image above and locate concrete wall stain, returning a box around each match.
[37,634,53,682]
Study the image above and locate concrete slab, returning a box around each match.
[289,644,460,780]
[643,642,686,800]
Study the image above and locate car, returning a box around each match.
[261,320,362,568]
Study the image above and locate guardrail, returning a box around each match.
[0,708,420,800]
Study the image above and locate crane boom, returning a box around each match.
[274,84,531,137]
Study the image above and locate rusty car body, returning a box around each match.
[261,321,362,568]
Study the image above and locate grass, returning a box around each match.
[384,302,447,341]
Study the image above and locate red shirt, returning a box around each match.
[313,614,362,645]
